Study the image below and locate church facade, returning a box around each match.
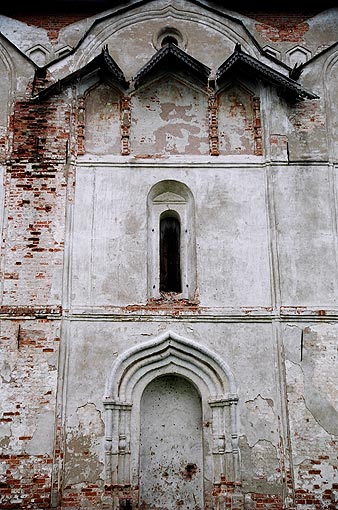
[0,1,338,509]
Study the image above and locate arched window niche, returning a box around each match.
[147,180,196,300]
[160,210,182,293]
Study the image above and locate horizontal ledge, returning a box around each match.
[75,157,333,168]
[1,307,337,322]
[59,307,338,322]
[76,155,264,166]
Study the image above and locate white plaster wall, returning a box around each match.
[284,322,338,497]
[2,2,338,506]
[70,166,148,307]
[70,165,272,308]
[139,375,204,510]
[273,165,338,306]
[70,162,338,309]
[62,320,282,489]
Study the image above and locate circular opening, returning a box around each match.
[161,35,179,47]
[154,26,186,50]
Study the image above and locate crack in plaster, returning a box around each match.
[302,388,338,436]
[286,327,338,436]
[245,393,274,408]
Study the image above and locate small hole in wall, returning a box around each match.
[182,463,198,480]
[119,499,132,510]
[161,35,178,46]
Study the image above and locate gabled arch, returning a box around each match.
[71,2,260,74]
[103,331,240,498]
[132,42,211,90]
[105,330,237,401]
[34,46,128,101]
[216,44,318,101]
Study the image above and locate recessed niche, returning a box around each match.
[153,26,187,50]
[27,45,48,66]
[287,46,311,67]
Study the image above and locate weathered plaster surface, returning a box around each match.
[130,77,209,157]
[1,2,338,509]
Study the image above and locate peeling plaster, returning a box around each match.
[26,409,55,456]
[239,437,282,494]
[2,2,338,508]
[65,433,104,485]
[0,423,11,451]
[302,325,338,435]
[244,394,279,447]
[64,403,105,486]
[285,325,338,436]
[76,402,104,436]
[0,359,14,383]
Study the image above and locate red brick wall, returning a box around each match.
[0,319,61,509]
[2,96,71,306]
[0,93,68,507]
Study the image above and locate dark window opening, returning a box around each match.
[161,35,179,47]
[160,214,182,293]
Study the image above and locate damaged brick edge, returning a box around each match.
[0,305,62,319]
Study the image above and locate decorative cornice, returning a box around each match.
[33,45,128,100]
[132,42,211,89]
[100,45,128,86]
[32,43,318,102]
[216,44,319,100]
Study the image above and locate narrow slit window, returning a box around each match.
[160,213,182,293]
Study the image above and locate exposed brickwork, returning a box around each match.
[212,483,284,510]
[0,90,67,508]
[243,493,283,509]
[0,3,337,510]
[2,170,67,305]
[0,319,60,509]
[61,483,103,509]
[11,99,70,163]
[1,94,72,306]
[287,100,325,133]
[255,21,309,44]
[208,91,219,156]
[1,12,102,41]
[293,449,338,510]
[0,454,53,509]
[239,11,322,26]
[121,96,131,156]
[252,97,263,156]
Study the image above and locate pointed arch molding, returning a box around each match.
[103,330,240,488]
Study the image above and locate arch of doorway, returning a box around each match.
[103,330,240,509]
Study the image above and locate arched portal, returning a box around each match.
[139,375,203,510]
[103,331,239,510]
